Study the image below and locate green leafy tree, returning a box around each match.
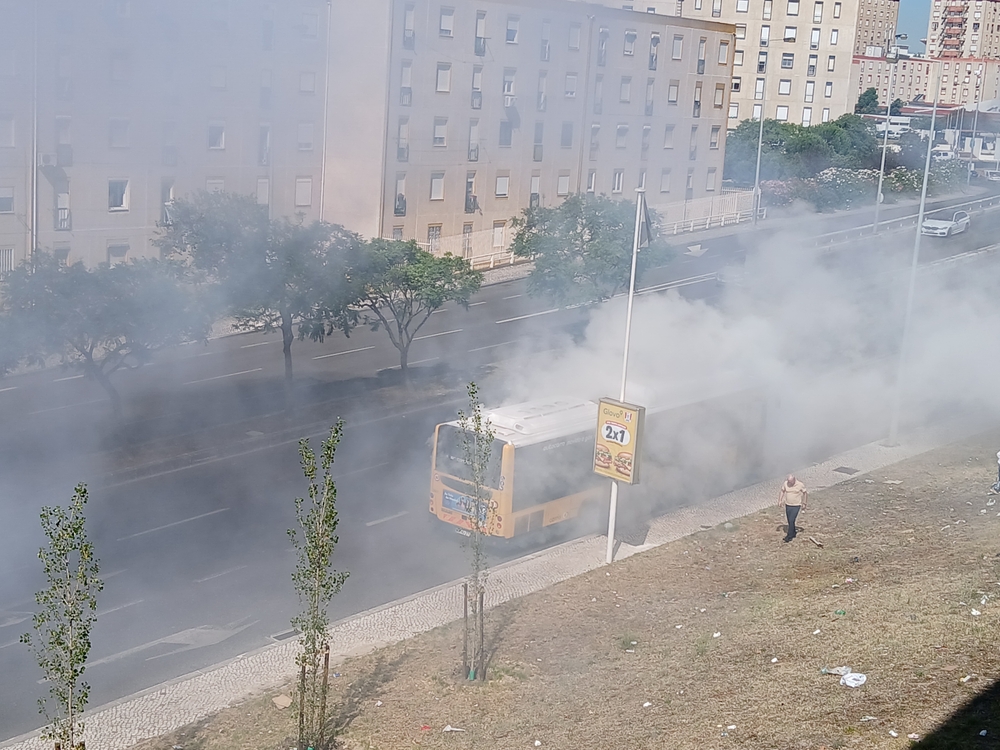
[855,87,880,114]
[288,421,348,750]
[21,484,103,750]
[510,193,667,307]
[157,191,359,383]
[0,253,207,417]
[890,98,904,116]
[458,382,495,681]
[330,239,481,376]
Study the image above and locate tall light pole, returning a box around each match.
[967,73,981,186]
[873,51,898,234]
[605,188,645,565]
[887,86,939,445]
[752,85,766,225]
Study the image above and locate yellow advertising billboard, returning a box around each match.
[593,398,645,485]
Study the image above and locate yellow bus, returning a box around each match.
[429,387,766,540]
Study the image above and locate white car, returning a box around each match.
[921,210,970,237]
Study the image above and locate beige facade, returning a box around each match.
[851,54,1000,105]
[382,0,734,254]
[630,0,859,128]
[926,0,1000,60]
[853,0,899,55]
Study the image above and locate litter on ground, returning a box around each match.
[840,673,867,688]
[443,725,465,732]
[821,666,851,676]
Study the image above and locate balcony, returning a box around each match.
[697,59,705,74]
[394,194,406,216]
[400,86,412,106]
[468,144,479,161]
[471,90,483,109]
[56,143,73,167]
[645,101,654,116]
[465,194,479,214]
[402,28,415,50]
[397,143,409,162]
[54,208,71,231]
[533,144,543,162]
[475,36,486,56]
[529,192,540,208]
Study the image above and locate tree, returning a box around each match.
[330,239,481,376]
[509,193,668,307]
[288,422,348,750]
[0,253,207,418]
[21,484,103,750]
[890,98,904,116]
[457,382,495,681]
[157,191,359,383]
[855,87,880,115]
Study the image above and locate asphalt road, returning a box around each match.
[0,198,998,740]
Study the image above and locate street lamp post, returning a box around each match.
[873,52,898,234]
[967,75,981,186]
[752,88,765,226]
[887,87,939,445]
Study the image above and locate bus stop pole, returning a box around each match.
[606,189,645,565]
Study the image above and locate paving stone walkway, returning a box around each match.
[1,435,938,750]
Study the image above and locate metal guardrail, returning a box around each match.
[810,193,1000,248]
[662,207,766,235]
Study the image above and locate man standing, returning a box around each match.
[778,474,808,542]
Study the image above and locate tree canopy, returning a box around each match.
[724,114,880,184]
[855,87,881,115]
[509,194,668,307]
[0,253,207,417]
[328,239,482,375]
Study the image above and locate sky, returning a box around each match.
[896,0,930,52]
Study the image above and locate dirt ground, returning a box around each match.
[134,429,1000,750]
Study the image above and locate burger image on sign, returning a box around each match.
[594,443,613,469]
[614,451,633,477]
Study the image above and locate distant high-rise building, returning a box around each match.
[853,0,899,55]
[926,0,1000,59]
[0,0,733,271]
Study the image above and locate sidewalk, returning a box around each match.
[1,428,949,750]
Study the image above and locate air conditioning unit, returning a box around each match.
[504,94,517,108]
[38,153,57,167]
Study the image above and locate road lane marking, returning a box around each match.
[29,399,105,415]
[431,309,449,314]
[0,387,17,393]
[469,341,515,352]
[183,368,262,386]
[117,508,230,541]
[96,599,144,617]
[502,294,523,300]
[313,346,375,360]
[54,374,85,382]
[409,357,440,365]
[335,461,390,480]
[496,309,559,324]
[240,341,272,349]
[194,565,247,584]
[414,329,462,341]
[469,301,487,306]
[0,639,20,650]
[365,511,409,527]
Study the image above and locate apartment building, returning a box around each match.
[853,0,899,55]
[926,0,1000,59]
[383,0,734,254]
[0,0,730,271]
[852,54,1000,105]
[627,0,859,128]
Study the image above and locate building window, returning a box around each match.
[783,26,797,42]
[755,77,765,99]
[729,102,739,119]
[808,54,817,76]
[734,50,744,65]
[569,23,581,50]
[804,80,815,101]
[394,174,407,215]
[732,76,742,92]
[507,16,519,43]
[616,124,628,148]
[667,80,679,103]
[760,25,770,46]
[801,106,812,125]
[659,168,671,193]
[436,64,452,92]
[430,172,445,201]
[830,28,839,44]
[710,125,721,148]
[587,170,597,193]
[833,1,840,17]
[612,169,624,193]
[565,73,577,98]
[557,173,570,196]
[260,69,272,108]
[302,12,319,37]
[404,4,416,48]
[649,32,660,70]
[503,68,516,96]
[714,83,725,106]
[561,121,573,148]
[663,124,675,148]
[620,76,631,102]
[788,0,799,13]
[206,178,225,193]
[775,105,789,120]
[107,243,129,266]
[109,119,130,148]
[440,7,454,36]
[0,186,12,213]
[258,124,271,166]
[295,177,312,207]
[827,55,836,72]
[712,0,722,16]
[736,0,748,10]
[433,117,448,146]
[824,81,833,97]
[499,120,513,147]
[210,66,227,89]
[300,72,316,93]
[672,35,683,59]
[208,123,225,149]
[256,177,270,206]
[719,41,729,64]
[810,28,820,49]
[624,29,637,55]
[298,122,314,150]
[781,52,794,69]
[108,179,129,211]
[0,247,12,277]
[813,1,823,21]
[736,24,746,39]
[707,167,717,191]
[822,107,830,122]
[758,51,767,73]
[393,227,404,241]
[537,72,548,111]
[778,79,791,95]
[492,221,506,248]
[495,174,509,197]
[428,225,442,253]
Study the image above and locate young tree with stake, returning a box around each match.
[458,382,494,680]
[288,421,349,750]
[22,484,103,750]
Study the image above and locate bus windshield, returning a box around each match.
[435,425,505,488]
